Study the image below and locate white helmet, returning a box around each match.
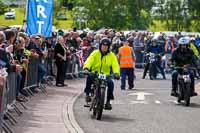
[178,37,190,46]
[190,37,195,41]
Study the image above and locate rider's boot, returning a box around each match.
[171,84,178,97]
[161,69,166,79]
[191,87,198,96]
[171,90,178,97]
[142,72,146,79]
[142,64,148,79]
[104,99,112,110]
[85,94,92,103]
[192,92,198,96]
[163,74,166,79]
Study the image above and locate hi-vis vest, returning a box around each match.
[165,40,175,53]
[118,46,135,68]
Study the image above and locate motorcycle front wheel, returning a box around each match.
[96,88,105,120]
[184,83,191,107]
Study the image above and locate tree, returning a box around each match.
[127,0,154,30]
[188,0,200,31]
[155,0,191,31]
[72,0,154,30]
[0,1,8,15]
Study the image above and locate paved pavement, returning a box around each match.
[12,79,86,133]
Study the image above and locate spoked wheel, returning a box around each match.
[149,64,154,80]
[92,98,97,116]
[89,97,96,117]
[177,82,183,104]
[184,84,191,107]
[96,89,105,120]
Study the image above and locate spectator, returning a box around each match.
[27,34,47,90]
[54,36,67,87]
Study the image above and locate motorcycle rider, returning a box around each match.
[171,37,198,96]
[142,38,166,80]
[83,37,120,110]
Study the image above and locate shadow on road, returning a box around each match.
[97,114,135,123]
[189,103,200,108]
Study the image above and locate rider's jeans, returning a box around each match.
[171,69,194,92]
[84,74,114,100]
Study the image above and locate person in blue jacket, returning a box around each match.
[142,38,166,79]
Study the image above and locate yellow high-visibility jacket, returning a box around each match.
[84,50,120,75]
[189,43,199,57]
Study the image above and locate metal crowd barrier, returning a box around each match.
[26,57,39,87]
[0,68,17,133]
[65,54,76,79]
[7,72,16,106]
[0,76,7,132]
[0,48,88,132]
[65,52,83,79]
[0,55,51,133]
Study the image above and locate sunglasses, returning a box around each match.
[181,44,187,46]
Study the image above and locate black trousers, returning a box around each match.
[143,62,165,79]
[56,61,66,85]
[142,63,150,78]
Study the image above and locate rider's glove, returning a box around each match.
[83,68,89,74]
[113,73,120,80]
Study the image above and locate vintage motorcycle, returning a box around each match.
[174,66,197,106]
[147,52,162,80]
[84,72,111,120]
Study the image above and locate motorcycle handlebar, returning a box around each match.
[172,65,196,70]
[145,52,164,56]
[80,70,120,80]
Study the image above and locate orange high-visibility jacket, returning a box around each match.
[118,45,136,68]
[164,40,175,53]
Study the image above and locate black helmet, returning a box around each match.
[99,37,111,54]
[100,37,111,47]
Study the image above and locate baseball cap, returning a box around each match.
[30,34,40,39]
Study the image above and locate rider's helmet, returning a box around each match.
[178,37,190,47]
[151,37,158,46]
[99,37,111,54]
[99,37,111,48]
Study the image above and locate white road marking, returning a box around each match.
[172,100,179,104]
[129,100,148,104]
[111,100,125,105]
[155,100,161,104]
[129,92,153,100]
[168,100,180,104]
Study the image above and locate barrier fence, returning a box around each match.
[0,56,42,133]
[27,57,39,87]
[0,75,7,133]
[0,49,86,133]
